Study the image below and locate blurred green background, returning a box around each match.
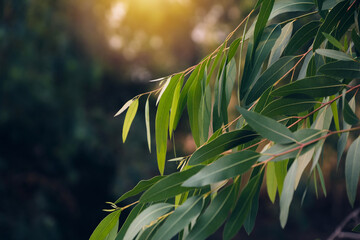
[0,0,358,239]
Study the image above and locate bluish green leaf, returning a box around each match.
[116,204,146,240]
[316,49,353,61]
[139,166,203,203]
[123,98,139,143]
[284,21,321,55]
[319,60,360,79]
[245,56,301,105]
[271,75,344,98]
[123,203,173,240]
[253,0,275,49]
[269,0,314,19]
[344,99,359,125]
[183,151,260,187]
[187,186,235,240]
[345,136,360,207]
[269,22,293,65]
[90,210,121,240]
[316,164,327,197]
[188,129,258,165]
[238,107,297,144]
[261,96,316,117]
[152,196,204,240]
[115,176,164,204]
[280,160,298,228]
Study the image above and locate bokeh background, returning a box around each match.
[1,0,359,239]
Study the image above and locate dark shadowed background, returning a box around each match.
[0,0,358,239]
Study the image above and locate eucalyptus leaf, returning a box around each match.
[123,98,139,143]
[90,210,121,240]
[315,49,353,61]
[345,136,360,207]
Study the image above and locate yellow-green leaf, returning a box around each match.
[123,98,139,143]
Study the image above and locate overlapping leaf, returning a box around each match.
[90,210,121,240]
[345,136,360,207]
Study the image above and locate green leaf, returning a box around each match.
[245,56,301,105]
[156,74,182,175]
[315,49,354,61]
[188,129,258,165]
[187,186,235,240]
[115,98,134,117]
[169,76,184,138]
[253,0,275,49]
[295,148,316,189]
[352,29,360,53]
[105,219,118,240]
[353,223,360,233]
[261,96,316,117]
[115,176,164,204]
[337,121,350,168]
[269,0,314,19]
[330,95,340,133]
[206,43,225,85]
[116,204,146,240]
[344,99,359,125]
[313,1,349,50]
[139,166,203,203]
[266,162,278,203]
[199,84,212,144]
[322,32,344,50]
[280,160,298,228]
[152,196,204,240]
[319,60,360,79]
[269,22,293,65]
[238,107,297,144]
[316,164,327,197]
[183,151,260,187]
[283,21,321,55]
[227,38,241,63]
[275,160,288,196]
[271,75,343,98]
[90,210,121,240]
[135,220,161,240]
[145,96,151,153]
[123,203,173,240]
[345,136,360,207]
[122,98,139,143]
[223,172,263,240]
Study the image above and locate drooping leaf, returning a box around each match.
[116,204,146,240]
[169,76,184,138]
[254,86,274,113]
[266,161,278,203]
[315,49,354,61]
[275,160,288,196]
[322,32,344,50]
[145,96,151,153]
[316,163,327,197]
[283,21,321,55]
[123,203,173,240]
[187,186,235,240]
[90,210,121,240]
[223,172,263,240]
[271,75,344,98]
[183,151,260,187]
[345,136,360,207]
[227,38,241,63]
[337,122,350,169]
[269,22,293,65]
[188,129,258,165]
[313,1,349,50]
[135,220,162,240]
[115,98,134,117]
[319,61,360,79]
[206,43,226,85]
[330,95,340,133]
[280,160,298,228]
[152,196,204,240]
[238,107,297,144]
[253,0,275,49]
[261,96,316,117]
[269,0,314,19]
[123,98,139,143]
[199,84,212,144]
[115,176,164,204]
[295,148,316,189]
[156,74,182,175]
[139,166,203,203]
[245,56,301,105]
[105,218,119,240]
[156,77,171,105]
[344,99,359,125]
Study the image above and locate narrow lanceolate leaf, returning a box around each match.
[187,186,235,240]
[271,76,343,98]
[322,32,344,50]
[224,172,263,240]
[267,161,278,203]
[319,60,360,80]
[275,160,288,196]
[115,176,164,204]
[156,74,182,175]
[245,56,301,105]
[315,49,354,61]
[206,43,225,85]
[139,166,203,203]
[105,219,118,240]
[238,107,297,144]
[169,76,183,138]
[145,96,151,153]
[152,196,204,240]
[188,130,258,165]
[337,125,349,168]
[123,203,173,240]
[261,96,316,117]
[115,99,134,117]
[345,136,360,207]
[90,210,121,240]
[116,204,146,240]
[227,38,241,63]
[344,100,359,125]
[330,95,340,133]
[283,21,321,55]
[313,1,349,50]
[156,77,171,105]
[269,22,293,65]
[123,98,139,143]
[280,160,298,228]
[317,164,327,197]
[269,0,314,19]
[183,151,260,187]
[253,0,275,49]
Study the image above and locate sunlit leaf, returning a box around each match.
[169,76,184,138]
[90,210,121,240]
[266,162,277,203]
[123,98,139,143]
[114,98,134,117]
[145,96,151,153]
